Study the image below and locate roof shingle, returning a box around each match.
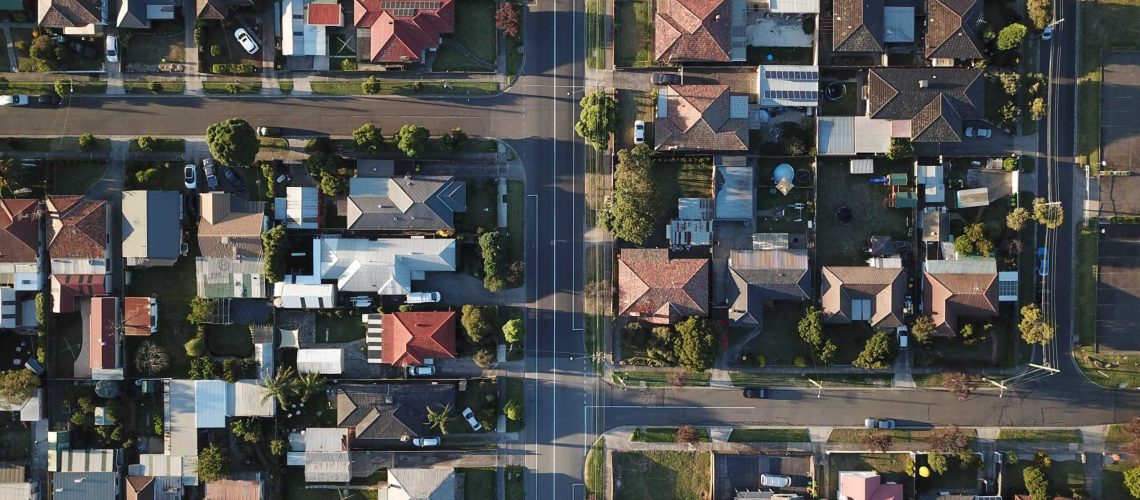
[925,0,983,60]
[46,196,106,260]
[820,266,906,328]
[654,0,733,62]
[923,272,999,336]
[832,0,885,52]
[0,199,40,263]
[618,249,709,324]
[867,68,984,142]
[655,85,749,151]
[354,0,454,63]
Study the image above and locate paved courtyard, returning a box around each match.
[1096,224,1140,353]
[1099,52,1140,218]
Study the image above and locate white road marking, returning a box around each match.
[585,405,757,410]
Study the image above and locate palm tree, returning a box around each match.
[293,372,325,404]
[258,366,296,409]
[426,403,456,435]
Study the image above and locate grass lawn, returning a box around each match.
[1002,459,1085,498]
[126,161,185,191]
[1074,346,1140,389]
[828,428,977,445]
[0,80,105,94]
[435,0,497,70]
[614,0,654,67]
[51,162,108,195]
[432,45,492,72]
[815,157,912,265]
[130,138,185,153]
[124,26,185,65]
[613,371,711,387]
[739,303,811,366]
[729,372,894,388]
[613,451,710,500]
[507,180,525,266]
[3,136,111,153]
[202,81,262,94]
[1103,462,1133,499]
[996,429,1081,443]
[504,377,525,431]
[1076,222,1098,346]
[1106,424,1130,444]
[504,466,524,500]
[314,313,365,343]
[205,323,255,357]
[279,80,294,94]
[632,427,710,443]
[126,250,199,378]
[586,437,606,498]
[50,313,84,378]
[124,81,186,94]
[821,82,857,116]
[460,467,497,500]
[657,158,714,201]
[505,0,524,76]
[1077,0,1140,168]
[310,79,499,95]
[0,421,31,462]
[585,0,605,69]
[828,454,912,498]
[728,428,810,442]
[828,322,877,365]
[615,89,656,150]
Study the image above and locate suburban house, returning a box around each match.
[88,297,123,379]
[117,0,177,29]
[274,186,320,229]
[713,157,753,221]
[654,0,744,63]
[47,196,108,313]
[866,68,985,143]
[279,236,455,296]
[346,176,466,232]
[282,0,343,57]
[50,449,120,500]
[195,193,267,299]
[196,0,252,19]
[618,248,709,325]
[757,65,820,109]
[726,248,811,326]
[293,427,353,483]
[820,266,906,328]
[925,0,983,65]
[656,85,749,151]
[386,467,457,500]
[922,258,1016,336]
[127,455,187,500]
[832,0,915,56]
[381,311,457,366]
[0,199,43,292]
[335,383,457,446]
[0,463,37,500]
[836,471,904,500]
[122,296,158,337]
[39,0,103,33]
[204,478,263,499]
[353,0,455,64]
[122,191,184,267]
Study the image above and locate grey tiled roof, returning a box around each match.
[925,0,983,60]
[867,68,984,142]
[38,0,101,27]
[347,176,466,231]
[336,384,456,441]
[832,0,884,52]
[726,249,811,325]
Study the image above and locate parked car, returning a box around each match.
[406,365,437,377]
[0,95,29,106]
[864,418,896,429]
[105,35,118,63]
[183,164,198,190]
[234,28,259,54]
[897,326,909,349]
[412,436,441,447]
[349,296,372,308]
[462,407,483,432]
[201,159,219,190]
[651,73,682,85]
[1042,26,1054,41]
[742,387,769,399]
[759,474,792,488]
[634,120,645,144]
[965,127,992,139]
[257,126,282,137]
[1037,247,1049,277]
[223,166,247,193]
[405,291,441,304]
[36,94,62,107]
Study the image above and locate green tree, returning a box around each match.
[473,347,497,368]
[320,174,349,197]
[78,133,96,151]
[575,90,617,150]
[1019,303,1054,345]
[362,76,381,94]
[259,366,297,409]
[504,398,523,421]
[461,305,495,344]
[441,127,470,152]
[852,331,894,370]
[1124,466,1140,498]
[927,453,949,475]
[1032,197,1064,228]
[997,71,1021,96]
[261,225,287,283]
[0,369,39,405]
[54,79,68,97]
[231,418,263,443]
[189,357,218,379]
[673,316,716,372]
[911,315,935,344]
[221,358,240,383]
[427,403,456,434]
[136,135,156,152]
[196,444,231,482]
[1030,97,1047,121]
[270,439,287,456]
[293,372,325,403]
[395,124,431,158]
[206,118,259,167]
[1023,466,1049,500]
[797,306,836,364]
[1007,207,1031,231]
[503,318,524,345]
[188,297,211,325]
[184,337,206,357]
[884,138,914,160]
[604,145,661,244]
[954,223,993,257]
[997,23,1028,51]
[1028,0,1051,30]
[480,230,507,290]
[152,415,164,435]
[352,123,384,155]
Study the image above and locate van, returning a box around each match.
[406,291,441,304]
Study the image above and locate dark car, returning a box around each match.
[651,73,682,85]
[742,387,769,399]
[36,94,62,107]
[223,167,247,193]
[201,159,219,190]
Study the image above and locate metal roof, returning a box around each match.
[281,187,319,229]
[195,380,227,428]
[312,236,457,295]
[168,380,197,457]
[758,65,820,107]
[230,380,275,417]
[714,158,753,220]
[52,472,118,500]
[883,6,915,42]
[956,187,990,208]
[923,257,997,274]
[122,190,182,262]
[272,283,337,309]
[297,349,344,375]
[768,0,818,13]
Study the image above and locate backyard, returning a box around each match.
[49,313,84,378]
[613,451,710,500]
[1078,0,1140,168]
[915,453,980,495]
[314,313,366,344]
[815,157,912,266]
[1002,459,1086,498]
[614,0,654,67]
[126,244,199,378]
[827,453,913,499]
[205,323,255,357]
[820,82,857,116]
[433,0,498,71]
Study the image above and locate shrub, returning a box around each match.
[997,23,1028,51]
[210,63,255,75]
[305,135,333,153]
[473,347,497,368]
[54,79,68,97]
[34,292,47,326]
[504,398,523,421]
[136,135,156,152]
[149,81,163,93]
[340,58,358,71]
[210,44,221,57]
[78,133,96,151]
[352,123,384,155]
[362,76,381,94]
[152,415,164,435]
[184,337,206,357]
[462,305,496,344]
[271,439,287,456]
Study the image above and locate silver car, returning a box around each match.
[759,474,791,488]
[234,28,259,54]
[0,95,29,106]
[412,436,440,447]
[462,407,483,432]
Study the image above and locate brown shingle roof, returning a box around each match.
[46,196,106,259]
[832,0,885,52]
[0,199,40,263]
[205,479,261,500]
[126,475,155,500]
[38,0,101,27]
[923,272,999,336]
[655,85,748,151]
[654,0,733,62]
[866,68,984,142]
[618,248,709,324]
[195,0,253,19]
[925,0,983,60]
[197,193,265,259]
[820,266,905,328]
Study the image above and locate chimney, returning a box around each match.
[918,80,930,89]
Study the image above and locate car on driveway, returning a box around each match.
[965,127,992,139]
[0,95,29,106]
[201,159,219,190]
[234,28,259,54]
[462,407,483,432]
[759,474,792,488]
[864,418,896,429]
[223,166,247,193]
[184,164,198,190]
[651,73,682,85]
[742,387,768,399]
[406,365,437,377]
[105,34,118,63]
[406,291,440,304]
[634,120,645,144]
[412,436,440,447]
[37,94,62,107]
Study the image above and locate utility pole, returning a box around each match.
[984,378,1007,398]
[808,378,822,398]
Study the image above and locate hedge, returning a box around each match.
[211,64,256,75]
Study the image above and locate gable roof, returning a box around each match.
[347,176,466,231]
[198,193,265,259]
[832,0,884,52]
[88,296,118,372]
[46,196,106,259]
[0,199,40,263]
[117,0,149,28]
[618,248,709,324]
[38,0,101,27]
[123,191,182,262]
[306,0,343,25]
[839,473,904,500]
[51,274,107,313]
[388,468,457,500]
[204,479,261,500]
[312,236,456,294]
[656,85,749,151]
[923,271,999,336]
[353,0,454,63]
[654,0,733,62]
[925,0,983,60]
[867,68,984,142]
[336,383,456,441]
[196,0,253,19]
[820,266,906,328]
[381,311,457,366]
[123,297,154,336]
[126,475,155,500]
[727,249,811,325]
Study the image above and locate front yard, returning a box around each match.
[815,157,912,266]
[615,89,655,150]
[614,0,654,67]
[1002,459,1086,498]
[613,451,710,500]
[738,303,811,366]
[122,22,185,69]
[433,0,498,71]
[826,453,913,499]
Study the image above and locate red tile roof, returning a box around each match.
[205,480,262,500]
[353,0,454,63]
[655,0,732,62]
[51,274,107,314]
[46,196,106,259]
[306,2,343,25]
[88,296,118,371]
[381,311,457,365]
[123,297,154,337]
[923,272,999,336]
[0,199,40,263]
[618,249,709,324]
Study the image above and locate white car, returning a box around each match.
[349,296,373,308]
[183,164,198,190]
[462,407,483,432]
[965,127,992,139]
[1042,26,1053,41]
[634,120,645,144]
[412,436,440,447]
[234,28,259,55]
[406,365,436,377]
[0,95,29,106]
[105,34,118,63]
[405,291,440,304]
